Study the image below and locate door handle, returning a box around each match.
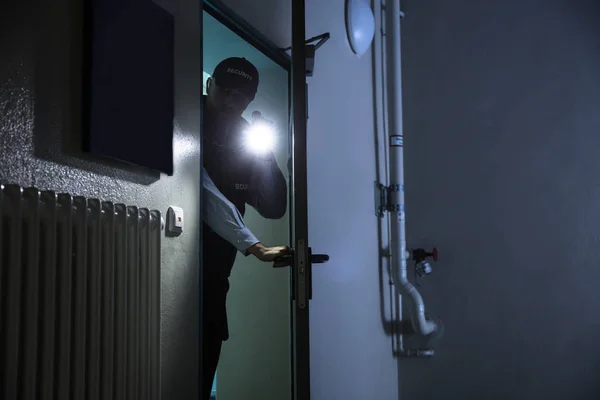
[310,253,330,263]
[273,248,329,268]
[274,248,328,302]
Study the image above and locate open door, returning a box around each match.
[200,1,328,399]
[264,2,330,399]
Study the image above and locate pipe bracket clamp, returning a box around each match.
[375,182,406,217]
[387,204,402,212]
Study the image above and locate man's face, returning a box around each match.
[206,77,254,119]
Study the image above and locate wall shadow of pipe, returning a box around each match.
[371,0,444,366]
[370,0,405,361]
[369,2,444,396]
[32,0,160,186]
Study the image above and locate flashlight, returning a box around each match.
[244,111,276,155]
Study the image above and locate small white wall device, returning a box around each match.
[166,205,184,237]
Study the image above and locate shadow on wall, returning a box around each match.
[368,0,442,359]
[32,0,160,186]
[369,0,400,353]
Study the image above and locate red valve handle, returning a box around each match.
[430,247,438,262]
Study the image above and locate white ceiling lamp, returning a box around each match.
[345,0,375,57]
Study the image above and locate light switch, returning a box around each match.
[173,207,184,228]
[166,206,184,237]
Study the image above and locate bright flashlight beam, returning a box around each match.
[245,122,276,154]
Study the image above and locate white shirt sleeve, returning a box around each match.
[202,167,260,254]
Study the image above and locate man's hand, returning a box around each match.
[247,242,290,263]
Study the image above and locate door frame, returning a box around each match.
[202,1,291,70]
[200,1,310,399]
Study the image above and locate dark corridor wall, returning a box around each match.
[401,0,600,399]
[0,0,202,398]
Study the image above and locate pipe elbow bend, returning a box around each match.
[416,318,437,336]
[396,278,438,336]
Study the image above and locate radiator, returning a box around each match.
[0,184,162,400]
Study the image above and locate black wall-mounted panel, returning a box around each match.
[84,0,174,175]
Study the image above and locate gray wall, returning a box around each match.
[401,0,600,399]
[0,0,201,398]
[217,0,600,398]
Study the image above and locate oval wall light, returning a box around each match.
[345,0,375,57]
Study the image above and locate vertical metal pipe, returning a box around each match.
[55,193,73,400]
[126,206,140,400]
[138,208,151,400]
[38,190,57,400]
[100,201,115,400]
[87,199,102,400]
[386,0,437,336]
[113,204,128,400]
[21,188,41,399]
[1,185,23,400]
[149,210,162,400]
[71,196,89,399]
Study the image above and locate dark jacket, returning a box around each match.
[202,98,287,341]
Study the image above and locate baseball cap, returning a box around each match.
[212,57,259,99]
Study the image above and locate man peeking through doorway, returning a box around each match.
[201,57,289,400]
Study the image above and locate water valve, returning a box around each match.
[412,247,438,263]
[412,247,438,281]
[416,261,433,277]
